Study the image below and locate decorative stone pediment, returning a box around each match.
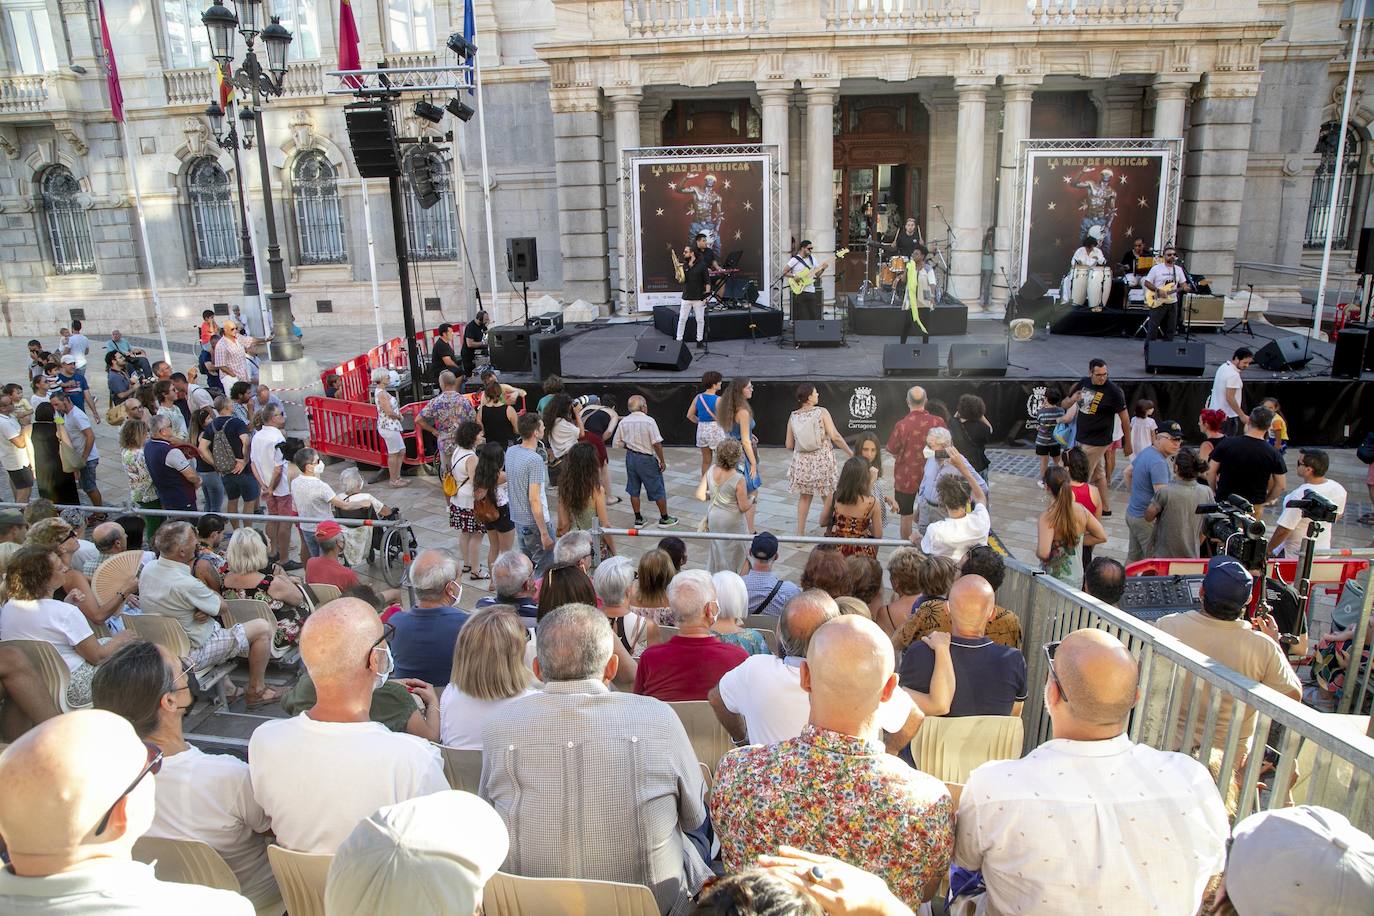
[183,117,210,157]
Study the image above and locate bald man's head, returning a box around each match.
[948,575,996,636]
[779,589,839,657]
[300,597,385,686]
[92,521,125,553]
[0,710,154,870]
[1054,629,1139,730]
[803,616,895,719]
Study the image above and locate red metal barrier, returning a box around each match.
[305,395,436,468]
[1126,556,1370,599]
[317,325,461,405]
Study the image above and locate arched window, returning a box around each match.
[402,147,456,261]
[292,151,346,264]
[187,158,239,269]
[1305,121,1363,249]
[41,166,95,275]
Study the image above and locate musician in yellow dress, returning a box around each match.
[901,244,934,345]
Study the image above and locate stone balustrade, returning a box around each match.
[623,0,771,37]
[1028,0,1182,25]
[828,0,981,30]
[0,74,50,115]
[165,61,323,109]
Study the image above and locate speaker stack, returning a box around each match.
[882,343,939,377]
[506,238,539,283]
[947,343,1008,378]
[344,105,400,179]
[1145,340,1206,376]
[632,339,693,372]
[793,320,844,347]
[1254,336,1313,372]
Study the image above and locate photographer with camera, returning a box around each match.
[1206,405,1286,515]
[1268,449,1347,560]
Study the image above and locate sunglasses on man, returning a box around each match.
[95,740,163,836]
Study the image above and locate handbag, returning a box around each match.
[1053,419,1077,450]
[472,487,500,525]
[59,439,84,473]
[105,402,126,426]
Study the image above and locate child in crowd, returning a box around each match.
[1123,399,1158,489]
[1261,397,1289,453]
[1034,387,1078,482]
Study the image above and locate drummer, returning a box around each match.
[1070,234,1107,268]
[893,218,920,258]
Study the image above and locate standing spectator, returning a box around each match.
[213,321,264,388]
[613,394,678,529]
[633,570,748,701]
[428,322,462,384]
[119,419,160,540]
[1067,358,1131,516]
[713,616,954,909]
[188,406,222,512]
[152,380,186,442]
[952,629,1228,914]
[249,404,301,569]
[143,414,198,513]
[251,384,284,419]
[886,385,946,541]
[1084,556,1126,605]
[1033,387,1071,481]
[1198,407,1227,463]
[1064,446,1102,566]
[1128,398,1157,458]
[289,448,353,557]
[418,370,475,470]
[820,456,881,558]
[29,403,77,505]
[448,421,488,577]
[505,412,554,576]
[477,377,518,445]
[1208,405,1288,513]
[185,370,214,413]
[202,395,258,522]
[915,428,988,532]
[0,710,254,913]
[1208,347,1253,436]
[920,446,991,563]
[371,369,408,489]
[460,310,490,377]
[1038,466,1106,584]
[472,441,514,569]
[55,357,97,418]
[28,375,48,409]
[542,394,583,464]
[1260,396,1290,452]
[475,550,539,623]
[785,384,851,537]
[950,393,993,479]
[1124,420,1183,563]
[481,603,711,913]
[50,391,103,506]
[388,549,470,688]
[857,432,898,530]
[717,378,761,520]
[578,396,621,500]
[0,393,33,504]
[230,381,253,425]
[742,532,800,616]
[687,370,726,477]
[438,607,539,750]
[199,309,217,346]
[1269,447,1347,559]
[555,441,615,568]
[248,598,447,853]
[105,350,133,401]
[700,438,749,574]
[1145,447,1212,558]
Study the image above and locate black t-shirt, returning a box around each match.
[1069,377,1127,446]
[430,338,458,383]
[462,321,486,352]
[951,418,991,475]
[1210,435,1287,506]
[682,249,718,300]
[207,414,249,460]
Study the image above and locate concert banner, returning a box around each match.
[631,151,771,311]
[1017,145,1174,287]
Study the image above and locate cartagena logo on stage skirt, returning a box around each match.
[848,386,878,431]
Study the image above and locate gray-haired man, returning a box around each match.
[388,548,469,688]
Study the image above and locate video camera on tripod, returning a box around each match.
[1196,494,1268,573]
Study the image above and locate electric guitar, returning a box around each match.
[1144,281,1178,310]
[787,249,849,296]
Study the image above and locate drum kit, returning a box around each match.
[860,241,949,306]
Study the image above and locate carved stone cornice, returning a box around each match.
[549,87,600,114]
[54,120,88,156]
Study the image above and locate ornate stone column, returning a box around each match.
[992,78,1039,309]
[802,81,839,302]
[757,83,793,253]
[608,88,642,313]
[1152,79,1195,139]
[551,87,610,310]
[951,79,992,308]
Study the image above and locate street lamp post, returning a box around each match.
[205,101,263,339]
[203,0,301,362]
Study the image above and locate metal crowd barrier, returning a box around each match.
[600,528,911,550]
[0,502,408,528]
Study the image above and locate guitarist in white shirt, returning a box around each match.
[1142,245,1190,342]
[784,239,825,321]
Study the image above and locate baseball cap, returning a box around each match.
[1225,805,1374,916]
[60,355,77,364]
[1203,556,1253,607]
[750,531,779,561]
[315,520,342,540]
[325,790,509,916]
[1155,419,1184,440]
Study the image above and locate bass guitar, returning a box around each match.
[1144,281,1178,310]
[786,248,849,295]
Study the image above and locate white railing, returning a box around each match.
[624,0,769,37]
[0,74,50,114]
[828,0,980,29]
[1029,0,1182,25]
[165,61,323,108]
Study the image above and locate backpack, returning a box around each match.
[211,418,238,474]
[1357,432,1374,465]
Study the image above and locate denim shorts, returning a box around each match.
[624,451,666,502]
[223,471,260,502]
[79,459,99,494]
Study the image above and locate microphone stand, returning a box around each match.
[998,266,1031,371]
[771,259,799,349]
[1224,282,1257,337]
[934,205,956,303]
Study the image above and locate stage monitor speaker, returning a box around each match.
[1017,276,1049,303]
[882,343,939,377]
[793,320,844,347]
[1332,327,1369,379]
[506,238,539,283]
[632,338,692,372]
[344,105,400,179]
[947,343,1008,378]
[1255,336,1313,371]
[529,334,562,382]
[1145,340,1206,376]
[489,325,534,372]
[1358,228,1374,275]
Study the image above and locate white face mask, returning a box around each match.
[313,461,325,476]
[373,643,394,691]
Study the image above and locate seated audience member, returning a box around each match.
[743,532,801,616]
[711,590,939,750]
[192,515,227,591]
[800,545,851,599]
[92,641,279,909]
[438,607,539,750]
[1156,557,1300,755]
[0,643,61,739]
[873,546,929,637]
[389,548,470,688]
[953,628,1228,914]
[481,603,710,913]
[710,570,770,655]
[630,548,676,625]
[219,527,310,649]
[899,575,1026,717]
[746,849,916,916]
[0,508,28,544]
[919,447,990,563]
[633,570,749,701]
[61,508,100,575]
[475,549,539,623]
[325,791,509,916]
[892,546,1022,650]
[27,517,134,628]
[0,710,253,913]
[280,662,440,744]
[713,616,954,909]
[1084,556,1126,605]
[596,555,656,688]
[248,598,447,853]
[845,554,885,619]
[551,529,596,576]
[289,448,353,558]
[657,535,688,572]
[303,519,359,590]
[534,562,597,622]
[1144,447,1211,559]
[1216,805,1374,916]
[692,869,823,916]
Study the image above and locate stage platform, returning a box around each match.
[844,295,969,336]
[502,318,1368,448]
[652,303,783,341]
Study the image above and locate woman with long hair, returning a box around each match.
[534,563,597,622]
[630,548,676,626]
[473,441,514,574]
[686,370,726,476]
[1037,465,1106,585]
[478,378,518,446]
[819,456,881,558]
[1198,408,1227,463]
[716,377,759,531]
[698,438,749,574]
[31,401,78,505]
[785,383,851,536]
[556,441,614,566]
[541,393,583,461]
[26,518,134,629]
[1064,446,1102,567]
[371,368,407,488]
[448,421,487,579]
[190,405,224,513]
[119,418,161,542]
[951,393,993,478]
[439,608,538,750]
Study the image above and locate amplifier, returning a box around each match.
[1119,574,1204,624]
[1183,294,1224,329]
[529,312,564,334]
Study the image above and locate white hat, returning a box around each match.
[1225,805,1374,916]
[61,355,77,364]
[324,790,509,916]
[1087,224,1105,241]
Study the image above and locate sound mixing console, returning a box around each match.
[1119,575,1205,624]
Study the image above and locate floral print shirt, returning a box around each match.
[121,446,155,503]
[419,390,476,443]
[885,410,945,495]
[711,725,954,908]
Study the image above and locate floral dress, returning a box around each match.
[786,407,838,496]
[829,497,878,558]
[224,575,308,655]
[717,628,770,655]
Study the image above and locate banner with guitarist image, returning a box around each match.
[632,151,771,312]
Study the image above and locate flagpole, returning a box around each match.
[228,96,272,341]
[474,56,499,313]
[453,127,471,320]
[1313,2,1364,340]
[119,125,171,364]
[360,178,385,345]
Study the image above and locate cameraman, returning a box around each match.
[1268,448,1347,560]
[1207,405,1286,515]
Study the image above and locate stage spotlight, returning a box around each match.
[446,32,477,58]
[413,100,444,124]
[409,154,440,210]
[446,97,475,122]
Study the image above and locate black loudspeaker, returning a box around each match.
[1145,340,1206,376]
[344,105,399,178]
[882,343,939,377]
[529,334,562,381]
[632,338,692,371]
[1332,327,1369,379]
[793,320,844,347]
[489,325,535,372]
[947,343,1008,378]
[1255,336,1313,371]
[1358,228,1374,275]
[1017,276,1049,302]
[506,238,539,283]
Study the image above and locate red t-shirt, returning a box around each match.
[305,556,361,592]
[633,635,748,702]
[886,410,946,496]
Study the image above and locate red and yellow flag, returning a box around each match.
[214,61,235,108]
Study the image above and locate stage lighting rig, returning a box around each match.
[446,97,475,122]
[414,99,445,124]
[446,32,477,58]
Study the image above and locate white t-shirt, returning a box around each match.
[249,426,290,497]
[290,475,336,532]
[716,655,916,747]
[1071,246,1106,267]
[1144,262,1187,295]
[920,503,991,564]
[247,713,447,854]
[67,333,90,368]
[439,685,540,750]
[0,414,28,471]
[62,406,98,462]
[1274,479,1348,558]
[147,746,277,908]
[0,859,252,914]
[188,383,215,413]
[1209,360,1243,417]
[0,598,93,672]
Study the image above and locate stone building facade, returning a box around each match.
[0,0,1369,339]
